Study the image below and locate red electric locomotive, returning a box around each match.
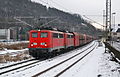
[28,29,94,58]
[29,30,65,58]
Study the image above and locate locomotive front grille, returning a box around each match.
[29,48,51,53]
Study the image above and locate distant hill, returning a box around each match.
[0,0,102,39]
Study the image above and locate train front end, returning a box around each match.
[28,30,51,58]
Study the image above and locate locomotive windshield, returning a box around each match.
[32,32,38,38]
[40,32,48,38]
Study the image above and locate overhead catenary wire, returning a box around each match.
[50,0,73,13]
[83,15,105,27]
[40,17,59,27]
[43,0,104,28]
[14,17,33,27]
[39,0,104,31]
[30,0,74,28]
[0,22,23,24]
[37,0,73,13]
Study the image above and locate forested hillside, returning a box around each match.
[0,0,102,39]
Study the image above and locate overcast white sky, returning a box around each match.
[32,0,120,29]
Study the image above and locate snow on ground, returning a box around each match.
[0,58,33,68]
[0,41,120,77]
[98,52,120,77]
[0,41,29,45]
[61,42,120,77]
[0,41,96,77]
[0,48,31,67]
[0,41,31,63]
[0,48,28,55]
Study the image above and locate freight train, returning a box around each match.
[28,29,94,59]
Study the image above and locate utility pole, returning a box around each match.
[112,12,116,46]
[105,0,111,52]
[106,0,111,41]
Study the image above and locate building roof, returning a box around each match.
[116,28,120,32]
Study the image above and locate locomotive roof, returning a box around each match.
[29,30,92,37]
[30,30,75,35]
[30,30,64,34]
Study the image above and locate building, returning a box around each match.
[0,29,10,41]
[116,28,120,42]
[0,29,17,41]
[111,24,120,42]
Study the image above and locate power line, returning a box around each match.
[83,15,105,27]
[0,22,23,24]
[40,17,59,27]
[32,0,74,28]
[38,0,73,13]
[14,17,33,27]
[48,0,105,29]
[50,0,73,13]
[83,15,103,17]
[13,16,59,28]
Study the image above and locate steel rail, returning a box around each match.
[0,59,35,69]
[55,44,97,77]
[32,42,96,77]
[0,60,40,75]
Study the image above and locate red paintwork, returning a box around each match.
[29,29,94,55]
[29,30,65,50]
[29,30,51,48]
[78,34,83,45]
[51,31,64,49]
[64,33,74,48]
[73,32,80,47]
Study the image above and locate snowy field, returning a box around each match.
[0,41,120,77]
[70,42,120,77]
[0,41,30,63]
[0,41,29,45]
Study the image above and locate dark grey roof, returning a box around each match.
[116,28,120,32]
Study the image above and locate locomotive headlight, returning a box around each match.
[45,44,47,46]
[31,44,33,46]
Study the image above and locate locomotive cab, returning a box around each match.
[29,30,51,57]
[29,30,50,48]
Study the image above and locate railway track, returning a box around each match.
[0,59,40,75]
[32,42,97,77]
[0,41,96,77]
[0,59,35,69]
